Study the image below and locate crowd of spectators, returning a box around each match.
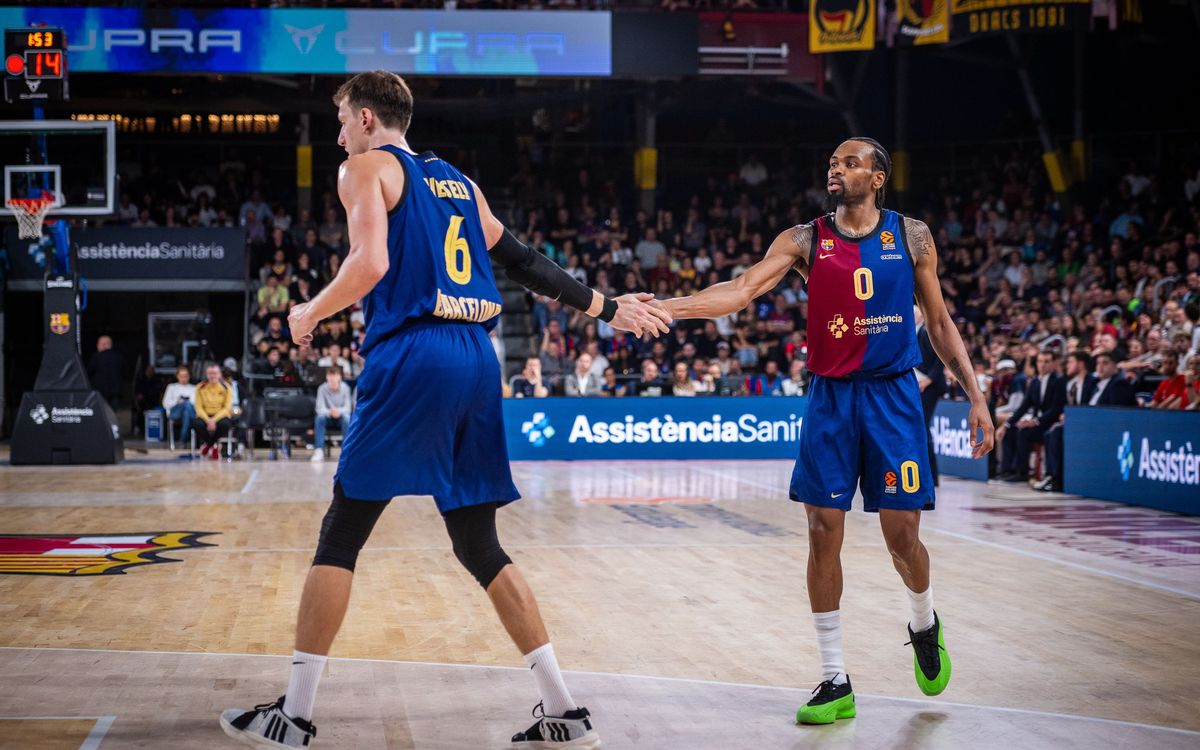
[503,150,1199,415]
[112,137,1199,479]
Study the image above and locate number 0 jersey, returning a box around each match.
[804,209,920,379]
[359,145,504,357]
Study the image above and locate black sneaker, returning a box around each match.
[906,611,952,696]
[795,674,856,725]
[219,695,316,748]
[511,702,601,748]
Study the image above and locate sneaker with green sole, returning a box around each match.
[795,675,856,725]
[906,611,951,696]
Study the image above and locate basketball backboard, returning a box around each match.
[0,119,114,216]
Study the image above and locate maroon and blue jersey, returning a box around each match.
[791,209,935,513]
[805,210,919,379]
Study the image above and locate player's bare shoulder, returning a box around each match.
[785,221,815,274]
[337,150,403,207]
[902,216,935,265]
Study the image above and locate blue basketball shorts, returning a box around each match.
[334,321,520,513]
[789,371,935,512]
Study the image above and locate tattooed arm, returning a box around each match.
[661,224,811,320]
[908,216,995,458]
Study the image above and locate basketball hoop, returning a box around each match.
[5,190,58,239]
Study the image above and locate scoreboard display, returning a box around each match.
[4,27,68,103]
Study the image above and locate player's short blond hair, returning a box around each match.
[334,70,413,133]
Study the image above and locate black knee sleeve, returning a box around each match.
[312,482,390,572]
[442,502,512,589]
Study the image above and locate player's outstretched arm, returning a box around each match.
[660,224,810,321]
[289,153,392,346]
[908,217,995,458]
[470,181,670,337]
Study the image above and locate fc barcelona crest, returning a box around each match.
[49,313,71,335]
[0,532,215,576]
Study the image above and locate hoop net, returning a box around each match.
[6,191,58,239]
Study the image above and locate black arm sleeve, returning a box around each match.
[491,229,615,321]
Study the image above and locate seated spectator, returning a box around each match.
[1089,352,1138,406]
[1185,356,1200,410]
[1150,351,1189,409]
[222,357,244,414]
[291,276,316,306]
[261,248,293,286]
[161,365,197,444]
[512,357,549,398]
[539,336,570,391]
[318,343,353,379]
[1035,351,1097,493]
[191,362,233,459]
[311,367,353,462]
[583,340,609,378]
[318,207,348,253]
[263,317,290,348]
[565,353,603,397]
[782,358,809,396]
[747,360,785,396]
[291,208,317,246]
[240,188,271,230]
[732,325,759,369]
[294,252,323,294]
[992,359,1023,423]
[600,366,627,397]
[257,274,290,315]
[634,359,667,397]
[997,350,1066,482]
[670,361,701,396]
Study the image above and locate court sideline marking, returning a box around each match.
[2,646,1196,738]
[0,715,116,750]
[683,465,1200,601]
[240,469,260,495]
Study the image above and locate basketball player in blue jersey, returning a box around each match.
[660,138,994,725]
[220,71,669,749]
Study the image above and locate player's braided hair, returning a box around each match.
[847,136,891,208]
[334,70,413,133]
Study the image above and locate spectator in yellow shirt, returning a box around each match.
[257,274,290,315]
[192,362,233,459]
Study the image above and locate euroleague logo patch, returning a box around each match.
[884,471,898,495]
[879,230,898,252]
[0,532,215,576]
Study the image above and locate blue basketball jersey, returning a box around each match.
[359,145,504,356]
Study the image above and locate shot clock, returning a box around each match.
[5,27,68,103]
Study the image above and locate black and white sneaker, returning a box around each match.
[219,695,316,748]
[511,702,601,749]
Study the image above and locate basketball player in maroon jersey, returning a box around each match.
[661,138,994,724]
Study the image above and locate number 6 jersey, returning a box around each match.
[803,209,921,379]
[359,145,504,357]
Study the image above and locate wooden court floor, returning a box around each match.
[1,451,1198,749]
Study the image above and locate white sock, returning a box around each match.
[812,610,848,685]
[523,643,576,717]
[907,585,935,632]
[282,650,326,722]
